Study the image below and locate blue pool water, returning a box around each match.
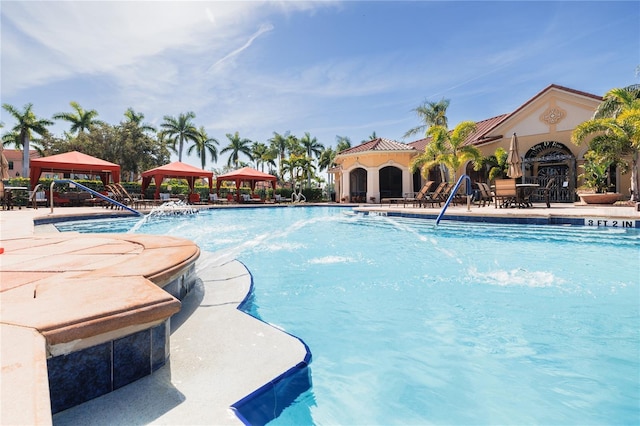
[56,207,640,425]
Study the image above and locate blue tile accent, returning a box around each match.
[151,322,168,372]
[163,276,181,300]
[47,319,171,414]
[35,213,133,226]
[232,363,312,426]
[163,266,197,301]
[233,262,312,425]
[47,342,112,414]
[113,329,151,390]
[376,210,640,228]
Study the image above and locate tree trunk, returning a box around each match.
[630,151,638,201]
[22,134,30,178]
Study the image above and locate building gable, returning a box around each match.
[474,84,602,144]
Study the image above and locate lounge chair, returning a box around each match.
[407,181,434,207]
[494,179,518,208]
[475,182,494,207]
[274,194,292,203]
[114,183,136,205]
[420,182,448,207]
[209,193,229,204]
[444,183,468,206]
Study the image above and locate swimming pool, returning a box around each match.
[56,207,640,425]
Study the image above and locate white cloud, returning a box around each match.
[208,23,275,71]
[1,1,272,94]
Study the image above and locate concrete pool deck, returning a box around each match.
[1,201,638,425]
[0,205,310,425]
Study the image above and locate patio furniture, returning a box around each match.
[515,184,539,208]
[188,193,204,204]
[406,181,434,207]
[537,179,555,208]
[274,194,291,203]
[476,182,494,207]
[380,196,405,205]
[29,190,47,209]
[494,179,518,208]
[420,182,448,207]
[209,193,229,204]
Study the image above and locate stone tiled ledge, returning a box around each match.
[0,233,200,424]
[0,324,52,425]
[48,256,313,425]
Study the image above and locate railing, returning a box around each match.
[435,175,472,226]
[49,179,141,216]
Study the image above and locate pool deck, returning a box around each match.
[1,201,639,425]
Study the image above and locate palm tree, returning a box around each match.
[282,154,313,190]
[300,132,323,159]
[269,131,290,180]
[300,132,323,187]
[335,135,352,153]
[404,98,450,139]
[187,127,219,170]
[318,146,336,172]
[409,121,481,183]
[572,85,640,200]
[221,131,253,168]
[251,142,276,172]
[160,112,198,162]
[318,146,336,192]
[123,108,156,133]
[482,147,509,182]
[361,131,377,143]
[53,101,105,135]
[593,84,640,119]
[286,133,303,156]
[2,103,53,177]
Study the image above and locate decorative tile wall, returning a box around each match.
[47,321,169,414]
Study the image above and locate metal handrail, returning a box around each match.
[435,174,472,226]
[49,179,141,216]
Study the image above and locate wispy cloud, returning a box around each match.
[208,23,274,72]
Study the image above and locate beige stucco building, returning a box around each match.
[332,84,630,204]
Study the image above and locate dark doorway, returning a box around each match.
[349,168,367,202]
[379,166,402,199]
[524,141,576,203]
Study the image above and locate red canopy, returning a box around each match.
[141,161,213,199]
[29,151,120,190]
[216,166,277,201]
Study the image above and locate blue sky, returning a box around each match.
[2,1,638,171]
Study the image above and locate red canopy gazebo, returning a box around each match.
[141,161,213,200]
[29,151,121,190]
[216,167,277,202]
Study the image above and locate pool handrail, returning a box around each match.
[49,179,141,216]
[435,174,472,226]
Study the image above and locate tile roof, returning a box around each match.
[338,138,416,155]
[466,114,510,146]
[406,114,508,150]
